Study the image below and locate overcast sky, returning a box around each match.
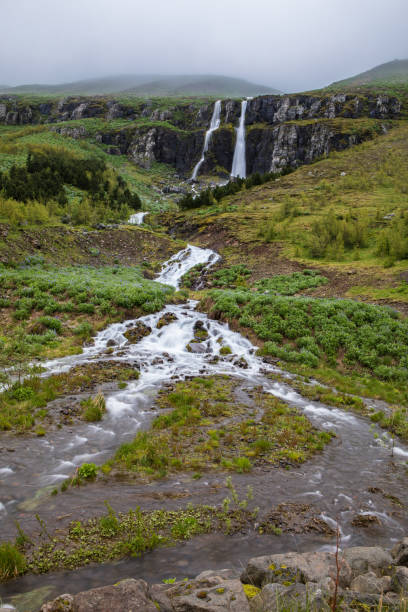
[1,0,407,91]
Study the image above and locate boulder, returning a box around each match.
[124,321,152,343]
[167,576,250,611]
[392,537,408,566]
[391,566,408,594]
[350,571,386,594]
[40,595,74,611]
[195,569,239,581]
[342,546,393,578]
[41,580,157,612]
[149,583,175,612]
[241,551,352,588]
[256,582,332,612]
[157,312,178,328]
[341,590,401,610]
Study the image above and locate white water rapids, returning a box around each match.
[1,244,408,554]
[128,212,149,225]
[191,100,222,181]
[231,98,251,179]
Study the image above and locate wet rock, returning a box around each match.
[124,321,152,343]
[40,594,74,611]
[341,590,401,609]
[193,326,209,341]
[351,571,385,594]
[391,566,408,594]
[148,584,174,612]
[40,579,158,612]
[256,582,332,612]
[342,546,393,578]
[106,339,117,347]
[351,513,381,528]
[167,575,250,611]
[259,502,335,536]
[392,537,408,566]
[195,569,240,581]
[233,357,248,369]
[241,551,352,588]
[151,357,164,365]
[156,312,178,328]
[186,341,209,354]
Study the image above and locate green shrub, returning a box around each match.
[81,393,106,422]
[74,321,94,339]
[78,462,98,480]
[0,542,27,580]
[38,316,63,334]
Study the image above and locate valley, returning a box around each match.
[0,76,408,611]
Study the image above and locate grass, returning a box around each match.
[0,542,26,580]
[99,376,333,480]
[205,271,408,389]
[170,121,408,304]
[81,393,106,422]
[0,261,173,369]
[0,122,179,212]
[23,499,258,575]
[0,362,139,432]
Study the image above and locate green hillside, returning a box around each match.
[329,59,408,90]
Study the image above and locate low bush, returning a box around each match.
[0,542,27,580]
[81,393,106,422]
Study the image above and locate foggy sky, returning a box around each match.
[1,0,407,92]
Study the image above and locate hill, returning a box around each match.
[0,74,280,97]
[121,74,280,97]
[329,59,408,89]
[0,74,161,96]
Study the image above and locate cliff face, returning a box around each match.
[0,92,402,177]
[246,121,370,174]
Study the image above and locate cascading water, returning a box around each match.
[191,100,221,181]
[2,244,408,607]
[231,98,251,179]
[128,211,149,225]
[155,244,220,289]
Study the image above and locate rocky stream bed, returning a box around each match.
[1,245,408,611]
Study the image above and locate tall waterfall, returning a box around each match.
[231,98,250,179]
[191,100,221,180]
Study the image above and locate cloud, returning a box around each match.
[1,0,407,91]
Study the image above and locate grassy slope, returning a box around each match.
[161,121,408,407]
[168,121,408,303]
[0,122,180,211]
[329,59,408,88]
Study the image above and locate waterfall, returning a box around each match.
[231,98,250,179]
[191,100,221,180]
[128,212,149,225]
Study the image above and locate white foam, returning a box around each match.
[0,466,13,476]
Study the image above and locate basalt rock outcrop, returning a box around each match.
[39,539,408,611]
[0,92,402,177]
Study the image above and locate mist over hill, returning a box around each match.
[0,74,280,97]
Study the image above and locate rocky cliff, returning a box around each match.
[0,92,402,177]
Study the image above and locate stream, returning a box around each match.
[1,244,408,609]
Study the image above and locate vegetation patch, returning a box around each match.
[13,491,258,576]
[0,147,141,227]
[99,376,333,480]
[207,286,408,387]
[0,261,172,376]
[0,361,139,432]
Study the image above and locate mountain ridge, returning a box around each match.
[0,74,280,97]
